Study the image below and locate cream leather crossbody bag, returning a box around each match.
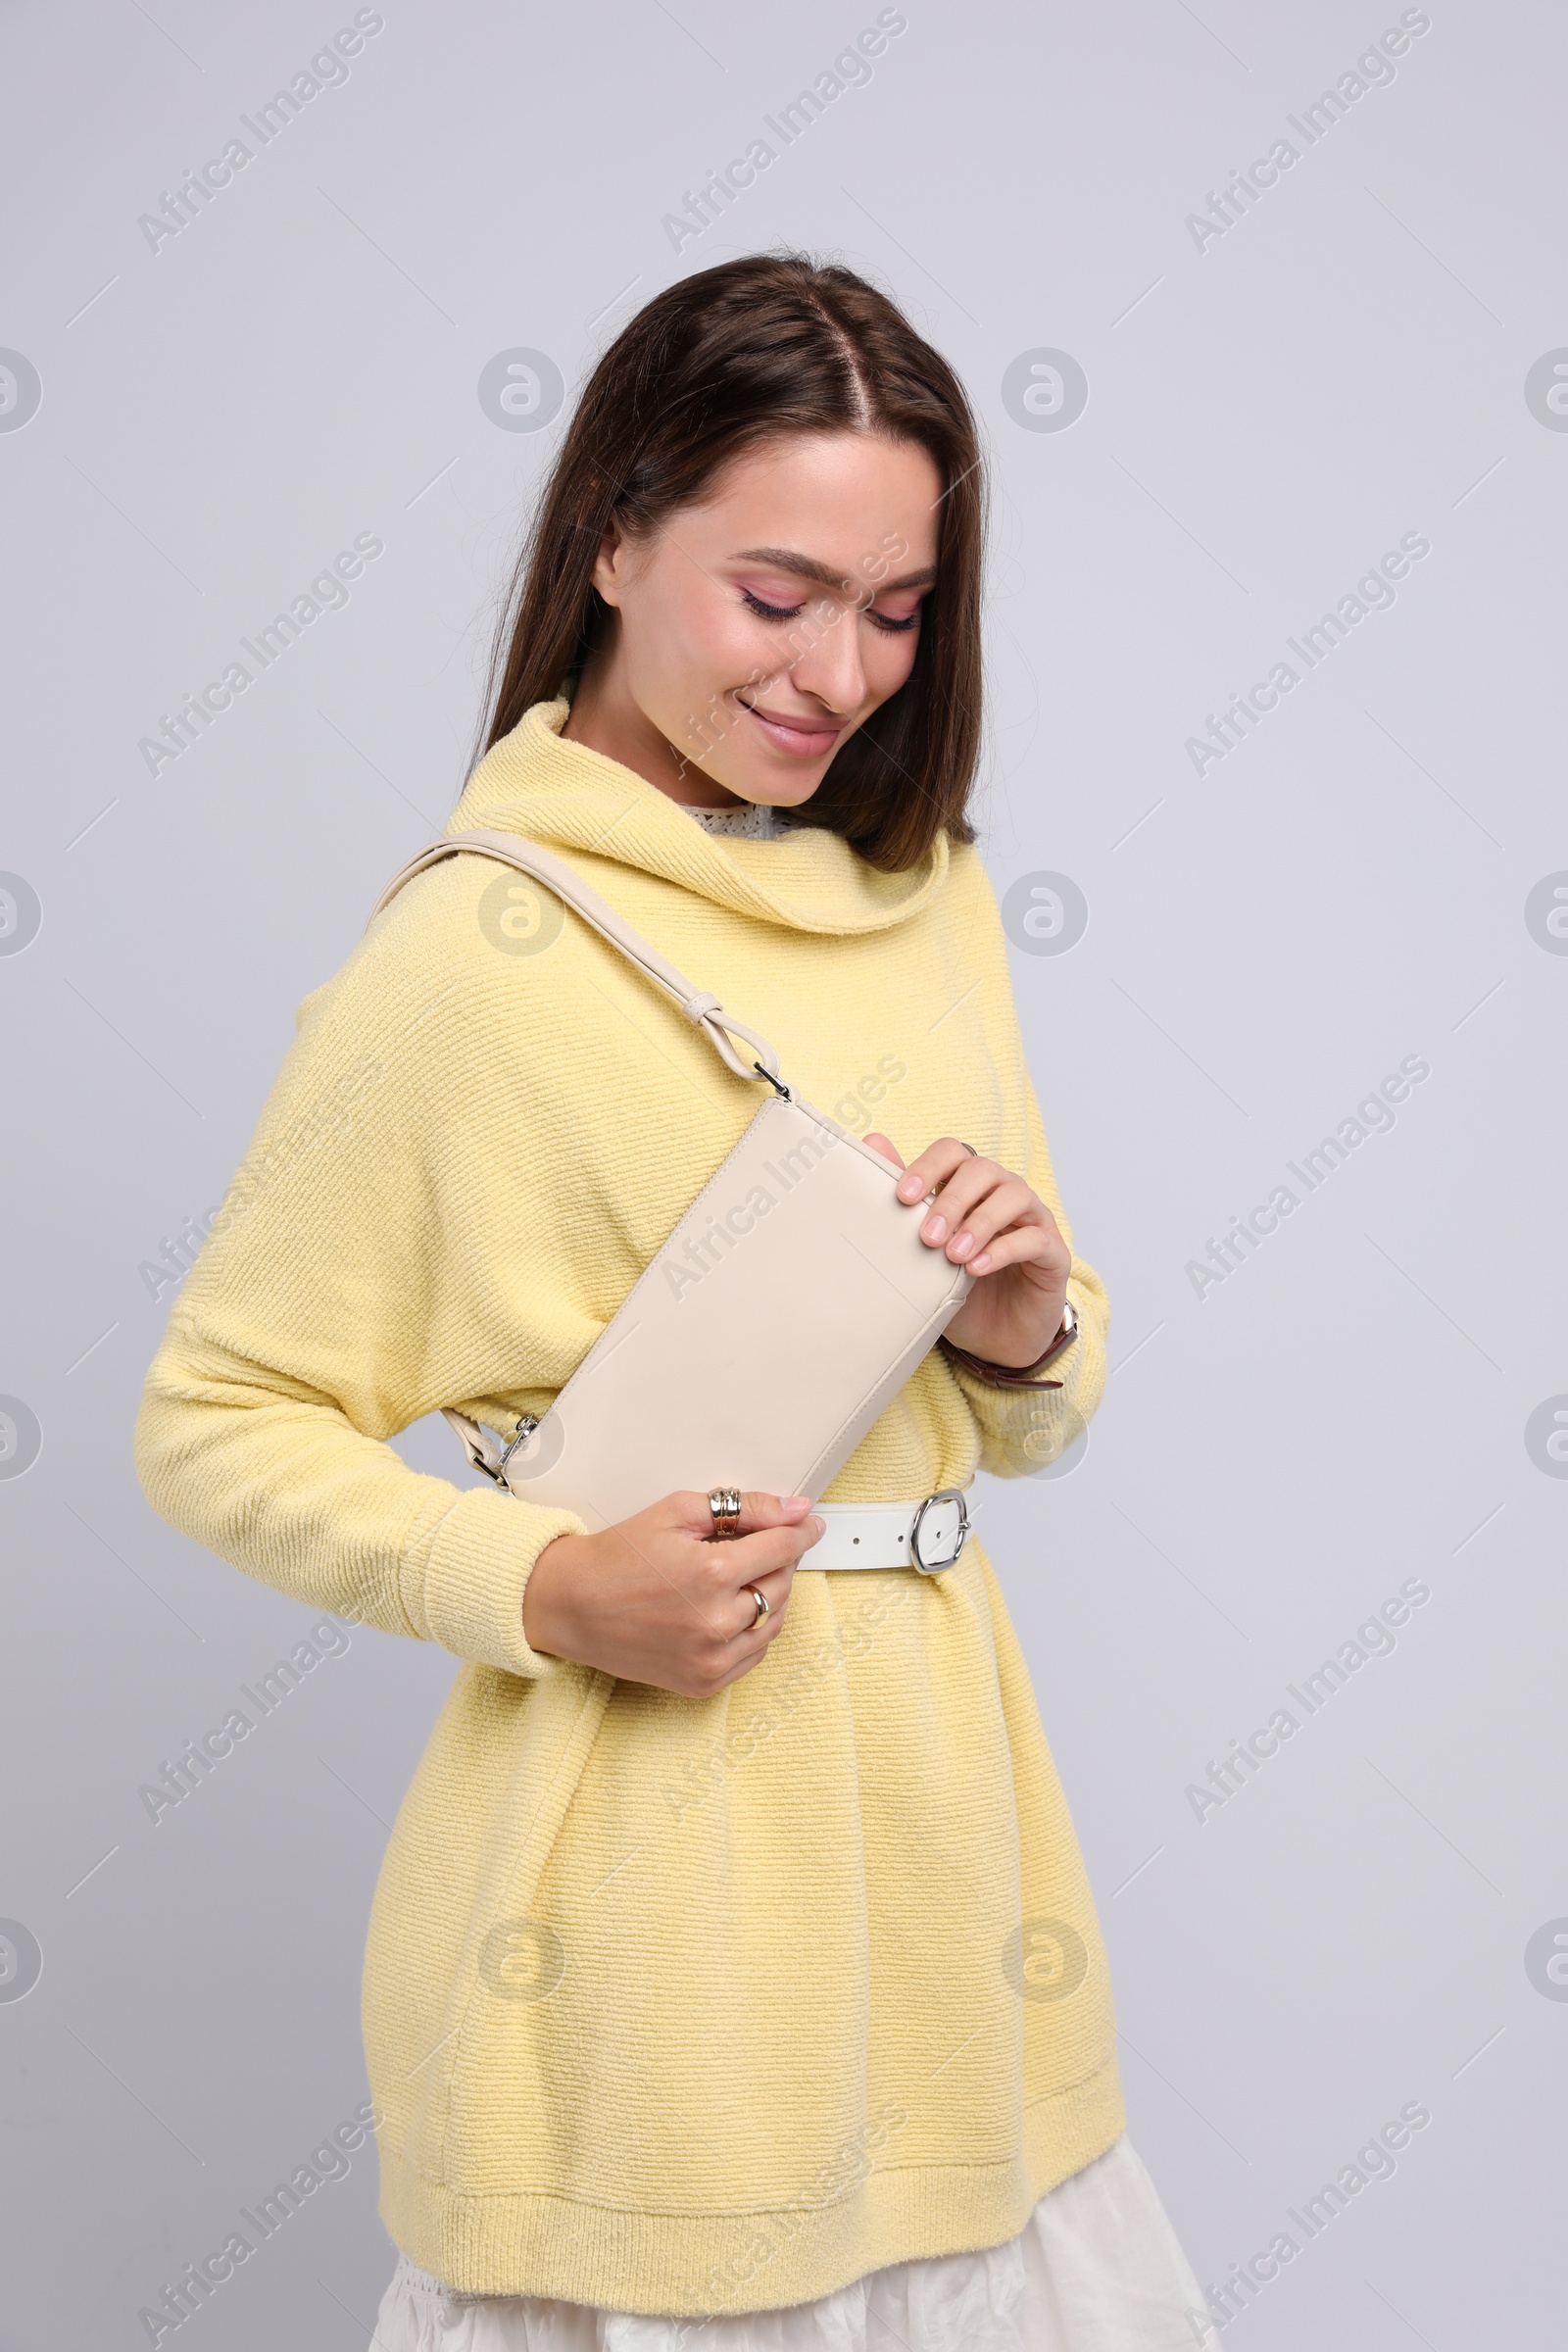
[368,832,976,1569]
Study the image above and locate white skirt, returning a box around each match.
[368,2137,1212,2351]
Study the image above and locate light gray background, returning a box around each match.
[2,1,1563,2343]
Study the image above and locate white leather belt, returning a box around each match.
[802,1490,972,1574]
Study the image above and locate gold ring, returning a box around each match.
[749,1587,768,1627]
[708,1487,741,1539]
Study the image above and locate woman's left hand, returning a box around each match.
[865,1134,1072,1372]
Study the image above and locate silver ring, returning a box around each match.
[957,1141,978,1156]
[708,1487,741,1540]
[749,1587,768,1627]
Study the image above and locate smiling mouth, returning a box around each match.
[737,699,845,758]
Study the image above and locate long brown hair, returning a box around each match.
[477,254,985,873]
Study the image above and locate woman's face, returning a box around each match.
[577,430,943,808]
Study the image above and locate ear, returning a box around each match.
[589,516,635,609]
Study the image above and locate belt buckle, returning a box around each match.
[909,1487,970,1574]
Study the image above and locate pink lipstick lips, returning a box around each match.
[738,700,844,758]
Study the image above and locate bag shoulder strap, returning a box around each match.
[366,827,781,1086]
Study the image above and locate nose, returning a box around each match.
[787,596,868,716]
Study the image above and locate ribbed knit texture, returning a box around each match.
[134,701,1123,2318]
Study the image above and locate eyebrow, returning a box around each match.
[731,546,938,595]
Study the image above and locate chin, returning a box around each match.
[742,767,828,811]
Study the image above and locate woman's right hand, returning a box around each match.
[522,1491,823,1695]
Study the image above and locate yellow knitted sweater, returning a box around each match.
[134,699,1123,2317]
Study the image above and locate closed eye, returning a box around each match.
[742,586,923,634]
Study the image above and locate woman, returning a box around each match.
[135,256,1211,2349]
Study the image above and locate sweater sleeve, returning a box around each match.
[133,912,590,1683]
[939,865,1109,1481]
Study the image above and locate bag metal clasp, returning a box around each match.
[476,1414,539,1486]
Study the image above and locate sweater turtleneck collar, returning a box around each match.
[445,698,950,940]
